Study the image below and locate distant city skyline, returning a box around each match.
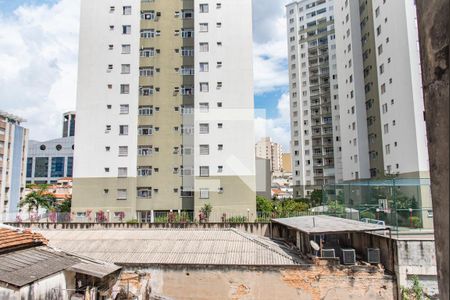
[0,0,293,149]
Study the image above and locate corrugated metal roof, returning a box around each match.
[0,246,79,287]
[39,229,304,266]
[272,215,388,234]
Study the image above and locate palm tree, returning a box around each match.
[19,187,56,221]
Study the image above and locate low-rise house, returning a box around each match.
[0,225,120,300]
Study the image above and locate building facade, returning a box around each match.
[287,0,429,200]
[73,0,256,221]
[286,0,341,197]
[255,137,283,172]
[62,111,76,138]
[334,0,429,181]
[26,137,74,185]
[0,112,29,214]
[26,112,75,185]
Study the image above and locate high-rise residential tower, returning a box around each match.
[255,137,283,172]
[73,0,256,221]
[286,0,342,197]
[334,0,429,181]
[0,111,29,215]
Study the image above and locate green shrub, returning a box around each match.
[126,219,139,224]
[360,211,376,220]
[227,216,248,223]
[411,216,422,228]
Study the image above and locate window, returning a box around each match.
[119,125,128,135]
[199,102,209,112]
[122,44,131,54]
[119,146,128,157]
[384,123,389,134]
[385,144,391,154]
[123,6,131,15]
[376,25,381,36]
[121,64,130,74]
[120,104,129,114]
[141,11,155,20]
[199,42,209,52]
[139,105,153,116]
[122,25,131,34]
[137,166,152,176]
[218,144,223,151]
[181,47,194,56]
[140,86,154,96]
[117,189,127,200]
[141,29,155,38]
[379,64,384,74]
[199,166,210,177]
[108,44,114,50]
[200,82,209,92]
[120,84,130,94]
[378,44,383,55]
[199,3,209,13]
[34,157,49,177]
[51,157,65,178]
[381,83,386,94]
[138,146,152,156]
[216,22,222,28]
[199,62,209,72]
[199,23,209,32]
[109,6,115,13]
[181,28,194,38]
[137,187,152,198]
[140,67,154,77]
[382,103,388,113]
[217,3,222,9]
[118,167,128,177]
[375,6,380,17]
[217,123,223,129]
[140,48,155,57]
[181,9,193,19]
[199,145,210,155]
[138,125,153,135]
[199,123,209,134]
[200,188,209,199]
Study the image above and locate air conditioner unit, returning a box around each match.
[341,248,356,265]
[321,249,335,258]
[367,248,381,264]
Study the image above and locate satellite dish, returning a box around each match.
[310,240,320,251]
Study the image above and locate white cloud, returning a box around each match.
[252,0,290,94]
[0,0,80,141]
[255,93,291,151]
[0,0,292,149]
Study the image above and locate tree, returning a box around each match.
[57,196,72,213]
[310,189,323,207]
[256,196,273,213]
[19,188,56,212]
[200,203,213,222]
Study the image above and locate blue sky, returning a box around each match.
[0,0,292,149]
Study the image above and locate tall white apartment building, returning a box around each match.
[73,0,256,221]
[286,0,342,197]
[0,112,29,215]
[255,137,283,172]
[334,0,429,181]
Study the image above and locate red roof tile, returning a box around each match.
[0,227,48,253]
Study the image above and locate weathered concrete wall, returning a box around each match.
[416,1,449,299]
[116,266,396,300]
[396,240,438,296]
[4,222,271,237]
[0,271,71,300]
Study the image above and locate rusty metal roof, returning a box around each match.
[272,215,389,235]
[39,229,305,266]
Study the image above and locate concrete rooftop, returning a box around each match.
[272,215,389,235]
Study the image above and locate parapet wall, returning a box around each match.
[4,222,271,236]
